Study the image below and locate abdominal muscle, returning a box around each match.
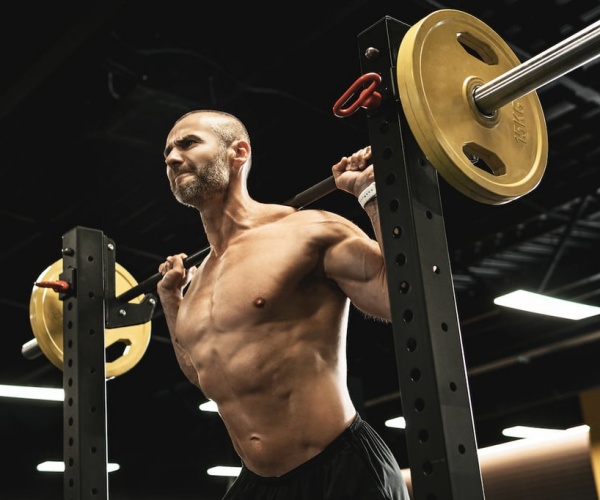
[176,273,357,476]
[215,359,356,477]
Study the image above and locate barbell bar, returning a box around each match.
[474,17,600,115]
[25,9,600,376]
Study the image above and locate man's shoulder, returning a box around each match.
[258,203,364,236]
[280,207,347,224]
[277,208,366,242]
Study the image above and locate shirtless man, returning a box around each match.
[157,110,409,499]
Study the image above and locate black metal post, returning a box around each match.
[61,226,110,500]
[357,17,485,499]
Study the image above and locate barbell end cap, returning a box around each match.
[22,338,43,360]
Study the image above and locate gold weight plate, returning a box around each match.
[29,259,151,378]
[397,9,548,204]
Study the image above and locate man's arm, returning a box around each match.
[156,253,201,386]
[327,146,391,321]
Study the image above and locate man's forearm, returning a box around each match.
[363,194,385,260]
[363,194,392,320]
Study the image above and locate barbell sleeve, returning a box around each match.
[474,20,600,115]
[21,337,44,360]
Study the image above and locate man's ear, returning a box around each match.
[231,139,250,167]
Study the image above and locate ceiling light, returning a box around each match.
[0,384,63,401]
[207,466,241,477]
[37,461,120,473]
[385,416,406,429]
[493,289,600,320]
[199,399,218,412]
[502,425,565,439]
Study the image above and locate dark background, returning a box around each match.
[2,0,600,498]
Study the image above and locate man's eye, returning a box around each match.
[175,139,195,150]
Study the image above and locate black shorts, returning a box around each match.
[222,413,409,500]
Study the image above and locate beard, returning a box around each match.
[171,150,230,207]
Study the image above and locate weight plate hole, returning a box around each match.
[457,32,498,66]
[463,143,506,176]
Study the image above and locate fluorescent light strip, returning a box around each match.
[385,416,406,429]
[37,461,120,473]
[494,289,600,320]
[385,415,578,440]
[207,466,242,477]
[0,384,64,401]
[501,425,587,439]
[199,399,218,412]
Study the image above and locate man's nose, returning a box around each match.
[165,149,183,169]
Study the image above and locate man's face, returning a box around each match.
[164,114,230,208]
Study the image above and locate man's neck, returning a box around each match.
[200,195,261,256]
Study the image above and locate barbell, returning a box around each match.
[25,9,600,376]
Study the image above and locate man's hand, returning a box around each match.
[331,146,374,197]
[157,253,197,298]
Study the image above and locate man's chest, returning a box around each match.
[178,238,321,333]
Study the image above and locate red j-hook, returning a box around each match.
[332,73,382,118]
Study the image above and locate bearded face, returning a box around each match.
[171,147,230,207]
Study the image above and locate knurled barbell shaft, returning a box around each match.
[474,20,600,115]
